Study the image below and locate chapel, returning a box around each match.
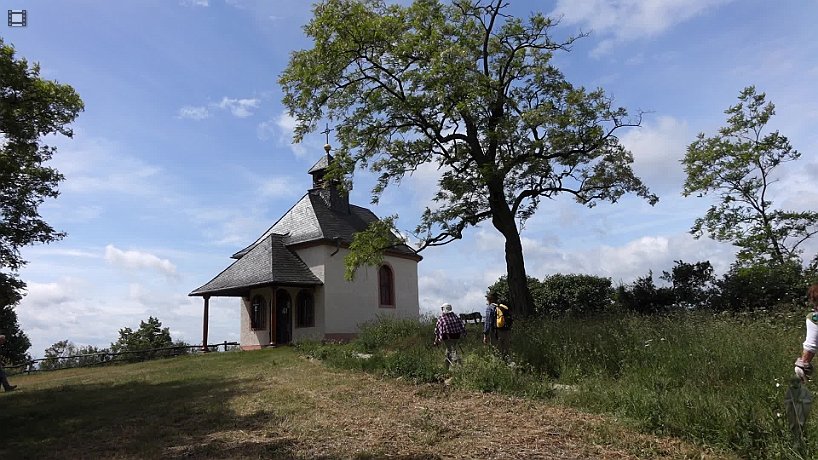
[189,144,421,349]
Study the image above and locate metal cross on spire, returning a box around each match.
[321,123,332,145]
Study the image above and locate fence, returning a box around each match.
[4,341,240,375]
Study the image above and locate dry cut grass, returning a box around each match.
[1,348,733,459]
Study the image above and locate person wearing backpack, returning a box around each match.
[434,303,466,368]
[483,292,512,358]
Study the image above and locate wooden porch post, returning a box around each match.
[270,288,276,346]
[202,295,211,352]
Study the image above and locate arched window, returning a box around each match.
[378,264,394,307]
[250,295,266,330]
[296,291,315,328]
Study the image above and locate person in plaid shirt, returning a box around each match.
[434,303,466,367]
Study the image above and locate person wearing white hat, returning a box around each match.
[434,303,466,368]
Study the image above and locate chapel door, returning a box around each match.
[275,289,292,344]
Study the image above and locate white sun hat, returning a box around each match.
[441,303,453,312]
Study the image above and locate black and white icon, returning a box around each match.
[8,10,27,27]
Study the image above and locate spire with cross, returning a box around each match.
[320,123,332,158]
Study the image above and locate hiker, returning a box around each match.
[434,303,466,367]
[0,334,17,392]
[794,284,818,382]
[483,292,512,358]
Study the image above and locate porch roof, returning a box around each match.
[189,233,322,297]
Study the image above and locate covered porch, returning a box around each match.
[189,234,323,350]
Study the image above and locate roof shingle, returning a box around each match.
[190,234,322,297]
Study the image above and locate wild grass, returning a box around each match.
[302,309,814,459]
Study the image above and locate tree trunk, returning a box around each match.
[486,180,535,317]
[501,225,535,318]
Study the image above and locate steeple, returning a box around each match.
[307,143,350,213]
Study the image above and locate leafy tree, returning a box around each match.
[487,275,545,312]
[683,86,818,266]
[40,340,107,370]
[0,273,31,365]
[539,273,614,316]
[615,272,674,314]
[280,0,656,317]
[711,261,805,311]
[0,38,84,354]
[110,316,174,361]
[659,260,715,308]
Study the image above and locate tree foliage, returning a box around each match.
[615,272,674,314]
[110,316,174,361]
[0,38,83,271]
[40,340,107,370]
[659,260,715,307]
[711,261,805,311]
[0,273,31,365]
[280,0,656,316]
[0,38,83,358]
[488,273,614,316]
[683,86,817,266]
[539,273,614,315]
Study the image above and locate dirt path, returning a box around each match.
[200,356,732,459]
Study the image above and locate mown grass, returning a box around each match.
[0,350,309,458]
[299,309,815,459]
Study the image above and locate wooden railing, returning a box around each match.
[4,341,239,375]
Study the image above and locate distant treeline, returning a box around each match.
[488,259,814,316]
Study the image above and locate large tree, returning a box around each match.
[0,38,84,350]
[683,86,818,266]
[280,0,656,316]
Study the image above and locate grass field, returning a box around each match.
[299,310,817,459]
[1,346,730,459]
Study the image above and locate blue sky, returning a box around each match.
[4,0,818,358]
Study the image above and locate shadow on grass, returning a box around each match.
[0,376,302,459]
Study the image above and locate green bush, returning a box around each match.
[660,260,716,308]
[615,272,675,314]
[539,273,615,315]
[712,261,807,311]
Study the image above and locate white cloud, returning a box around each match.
[180,0,209,7]
[225,0,247,9]
[620,116,691,195]
[178,97,260,121]
[552,0,734,56]
[177,105,211,120]
[419,270,488,316]
[216,97,260,118]
[23,279,79,306]
[104,244,178,277]
[258,111,308,157]
[519,232,735,283]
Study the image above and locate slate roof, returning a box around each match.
[308,154,331,174]
[231,191,419,259]
[189,233,322,297]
